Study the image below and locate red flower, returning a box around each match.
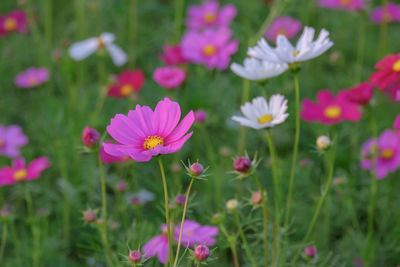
[345,82,374,105]
[370,53,400,90]
[107,70,145,98]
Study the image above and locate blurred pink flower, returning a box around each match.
[99,141,130,164]
[0,125,28,158]
[304,246,317,258]
[394,115,400,134]
[318,0,369,11]
[186,0,237,30]
[0,10,28,36]
[174,220,218,248]
[142,224,169,264]
[0,157,50,186]
[344,82,374,105]
[14,67,49,88]
[361,130,400,179]
[107,70,145,98]
[153,66,186,90]
[159,45,188,65]
[265,16,302,42]
[82,126,100,147]
[370,53,400,101]
[181,28,238,70]
[370,3,400,23]
[194,110,207,123]
[300,90,361,124]
[104,97,194,162]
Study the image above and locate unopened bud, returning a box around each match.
[83,210,96,223]
[226,199,238,211]
[194,244,210,261]
[316,136,330,150]
[129,250,142,263]
[304,246,316,258]
[233,157,251,173]
[251,191,263,205]
[190,163,204,176]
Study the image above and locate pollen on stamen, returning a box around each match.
[143,136,164,150]
[13,169,27,180]
[258,114,273,124]
[324,106,342,119]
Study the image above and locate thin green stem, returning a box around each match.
[43,0,52,49]
[220,225,240,267]
[253,176,269,267]
[355,13,366,83]
[173,0,185,42]
[173,177,195,267]
[266,130,280,220]
[129,0,138,67]
[238,79,250,154]
[0,223,8,262]
[24,183,40,267]
[158,157,173,266]
[233,212,257,267]
[378,0,389,58]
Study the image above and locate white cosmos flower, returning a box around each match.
[247,26,333,64]
[230,58,288,81]
[68,32,128,66]
[232,95,289,129]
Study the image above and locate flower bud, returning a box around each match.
[194,110,207,124]
[82,126,100,147]
[304,246,316,258]
[194,244,210,261]
[129,250,142,263]
[226,199,238,211]
[175,194,186,206]
[251,191,263,205]
[190,163,204,176]
[116,181,127,192]
[233,157,251,173]
[83,210,96,223]
[316,136,330,150]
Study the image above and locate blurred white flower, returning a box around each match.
[230,58,288,80]
[136,189,155,204]
[232,95,288,129]
[248,26,333,64]
[68,32,127,66]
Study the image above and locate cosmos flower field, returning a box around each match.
[1,0,400,266]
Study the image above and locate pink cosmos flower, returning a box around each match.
[153,67,186,90]
[370,53,400,92]
[344,82,374,105]
[318,0,369,11]
[194,110,207,123]
[174,220,218,248]
[0,157,50,186]
[0,10,28,36]
[370,3,400,23]
[0,125,28,158]
[104,97,194,162]
[99,142,130,164]
[159,45,188,66]
[265,16,302,42]
[394,115,400,134]
[186,0,237,30]
[300,90,362,124]
[181,28,238,70]
[14,67,49,88]
[107,70,145,98]
[142,224,169,264]
[361,130,400,179]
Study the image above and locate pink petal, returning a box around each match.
[165,111,194,143]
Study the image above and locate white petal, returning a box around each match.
[68,38,98,61]
[100,32,115,45]
[106,43,128,66]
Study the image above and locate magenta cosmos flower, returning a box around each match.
[104,98,194,162]
[0,125,28,158]
[153,66,186,90]
[142,224,169,264]
[0,10,28,36]
[14,67,49,88]
[107,70,145,98]
[186,0,237,30]
[318,0,369,11]
[159,45,188,66]
[181,28,238,70]
[344,82,374,105]
[99,142,130,164]
[265,16,302,42]
[300,90,362,124]
[174,220,218,247]
[370,53,400,89]
[0,157,50,186]
[370,3,400,23]
[361,130,400,179]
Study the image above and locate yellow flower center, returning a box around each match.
[292,50,300,57]
[277,29,287,37]
[380,148,394,160]
[0,140,3,148]
[204,12,216,23]
[203,45,216,56]
[339,0,350,5]
[120,85,134,96]
[97,37,105,48]
[383,13,392,23]
[392,59,400,72]
[324,106,342,119]
[143,136,164,150]
[258,114,273,124]
[4,18,17,31]
[185,231,194,236]
[13,169,27,180]
[28,76,38,86]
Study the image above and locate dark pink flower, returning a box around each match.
[99,142,130,164]
[370,53,400,90]
[181,28,238,70]
[304,246,317,258]
[0,10,28,36]
[107,70,145,98]
[370,3,400,23]
[104,97,194,162]
[14,67,49,88]
[194,245,210,261]
[186,0,237,30]
[361,130,400,179]
[300,90,362,125]
[344,82,374,105]
[153,67,186,90]
[318,0,369,11]
[265,16,302,42]
[0,157,50,186]
[194,110,207,123]
[142,224,169,264]
[159,45,188,66]
[0,124,28,158]
[82,126,100,147]
[174,220,218,248]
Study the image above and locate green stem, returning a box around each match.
[92,58,107,121]
[266,130,281,221]
[158,157,173,266]
[253,177,269,267]
[220,225,240,267]
[129,0,138,67]
[355,13,366,83]
[0,223,7,262]
[291,133,338,265]
[43,0,52,49]
[24,183,40,267]
[378,0,389,58]
[173,0,185,42]
[173,177,195,267]
[233,212,257,267]
[238,79,250,154]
